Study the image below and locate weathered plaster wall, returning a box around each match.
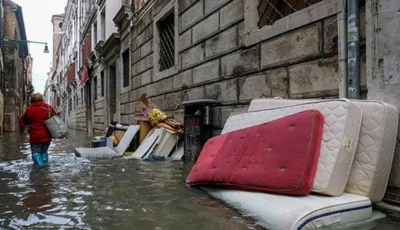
[366,0,400,191]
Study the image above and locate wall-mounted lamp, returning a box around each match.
[44,44,49,53]
[2,37,49,54]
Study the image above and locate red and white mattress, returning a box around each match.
[186,110,324,195]
[223,99,363,196]
[248,98,399,202]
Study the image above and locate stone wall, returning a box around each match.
[366,0,400,201]
[66,85,87,131]
[126,0,366,133]
[68,106,87,131]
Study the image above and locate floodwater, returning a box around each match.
[0,131,260,229]
[0,130,399,229]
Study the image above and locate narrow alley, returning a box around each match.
[1,0,400,229]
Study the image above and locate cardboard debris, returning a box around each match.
[135,93,156,121]
[114,130,125,142]
[130,128,164,159]
[170,141,184,161]
[135,93,184,134]
[115,125,140,155]
[153,128,179,157]
[133,94,183,159]
[76,93,185,161]
[139,121,152,144]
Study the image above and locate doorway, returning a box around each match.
[108,65,117,125]
[85,82,93,135]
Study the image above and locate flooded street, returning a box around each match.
[0,131,399,229]
[0,131,260,229]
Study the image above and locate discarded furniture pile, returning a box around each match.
[186,98,399,230]
[75,94,184,160]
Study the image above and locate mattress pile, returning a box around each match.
[186,98,399,229]
[248,99,399,201]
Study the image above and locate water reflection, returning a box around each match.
[22,167,53,213]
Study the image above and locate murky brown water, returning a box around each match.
[0,131,262,229]
[0,131,399,229]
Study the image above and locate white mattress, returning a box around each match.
[75,147,118,159]
[248,99,399,202]
[223,99,363,196]
[205,189,373,230]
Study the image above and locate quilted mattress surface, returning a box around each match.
[205,189,372,230]
[75,147,118,159]
[186,110,324,195]
[249,99,399,202]
[224,99,363,196]
[346,101,398,202]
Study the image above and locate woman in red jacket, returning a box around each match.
[23,93,56,167]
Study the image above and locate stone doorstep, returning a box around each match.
[374,202,400,220]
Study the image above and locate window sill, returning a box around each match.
[244,0,343,47]
[153,66,178,82]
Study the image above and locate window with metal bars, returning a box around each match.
[122,49,130,87]
[157,12,175,72]
[258,0,324,28]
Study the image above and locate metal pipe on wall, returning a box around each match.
[347,0,360,99]
[338,12,348,98]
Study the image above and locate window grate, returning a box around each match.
[122,49,130,87]
[157,12,175,72]
[258,0,323,28]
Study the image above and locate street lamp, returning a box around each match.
[44,44,49,53]
[2,37,49,54]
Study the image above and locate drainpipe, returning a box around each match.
[347,0,360,99]
[338,11,348,98]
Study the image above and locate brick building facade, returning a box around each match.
[44,14,64,115]
[2,0,29,132]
